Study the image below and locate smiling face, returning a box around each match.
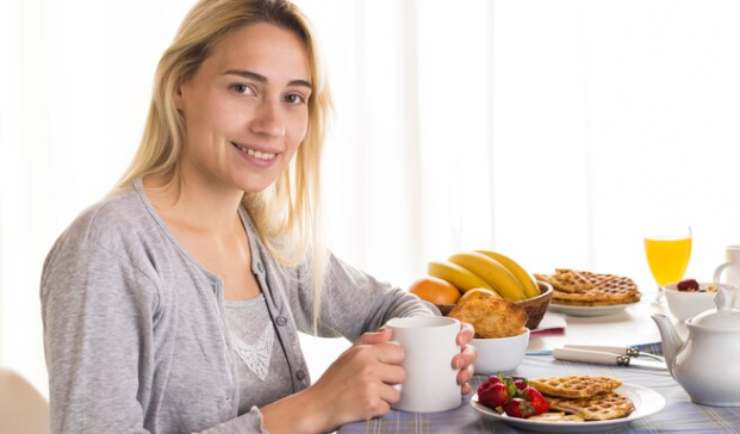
[176,22,312,193]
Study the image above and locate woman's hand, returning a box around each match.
[454,322,477,395]
[307,328,405,429]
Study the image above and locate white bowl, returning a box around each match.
[664,282,718,321]
[471,328,530,374]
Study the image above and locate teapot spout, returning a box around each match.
[652,314,684,376]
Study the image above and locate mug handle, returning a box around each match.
[713,262,731,284]
[713,262,740,308]
[712,262,732,283]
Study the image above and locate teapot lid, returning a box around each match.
[691,285,740,331]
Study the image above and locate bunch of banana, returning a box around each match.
[427,261,498,296]
[427,250,540,301]
[475,250,540,299]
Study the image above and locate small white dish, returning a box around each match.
[471,328,529,373]
[548,302,632,317]
[470,383,665,433]
[663,282,717,321]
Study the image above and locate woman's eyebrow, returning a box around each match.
[223,69,312,89]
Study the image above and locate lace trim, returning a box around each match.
[230,321,274,381]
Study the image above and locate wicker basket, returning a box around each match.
[514,280,553,329]
[436,280,553,329]
[435,303,456,316]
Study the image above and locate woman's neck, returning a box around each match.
[142,165,245,239]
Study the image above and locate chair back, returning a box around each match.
[0,368,49,434]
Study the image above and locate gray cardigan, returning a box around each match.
[40,178,436,434]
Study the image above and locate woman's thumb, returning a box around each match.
[356,327,392,345]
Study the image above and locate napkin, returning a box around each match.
[530,312,566,336]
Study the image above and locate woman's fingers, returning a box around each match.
[452,343,477,369]
[456,322,475,345]
[461,381,472,395]
[350,342,405,383]
[457,361,475,387]
[454,343,476,392]
[377,364,406,385]
[377,382,401,405]
[375,342,405,365]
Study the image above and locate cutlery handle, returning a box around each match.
[553,348,620,365]
[564,344,626,355]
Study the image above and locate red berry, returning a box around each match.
[487,375,503,385]
[477,381,493,396]
[478,381,509,409]
[477,382,494,403]
[677,279,699,292]
[513,378,528,391]
[524,387,550,415]
[489,383,510,408]
[503,397,535,418]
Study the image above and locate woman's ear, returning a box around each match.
[174,86,184,111]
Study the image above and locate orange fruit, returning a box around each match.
[409,276,461,305]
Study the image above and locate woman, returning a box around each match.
[40,1,476,433]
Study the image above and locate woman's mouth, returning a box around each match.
[231,141,279,168]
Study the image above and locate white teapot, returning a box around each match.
[652,286,740,406]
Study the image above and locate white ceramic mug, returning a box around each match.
[386,316,461,413]
[713,245,740,308]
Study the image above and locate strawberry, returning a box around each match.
[523,386,550,415]
[488,382,510,408]
[513,378,528,390]
[476,381,495,405]
[503,397,536,418]
[479,375,550,417]
[511,378,529,398]
[477,380,509,409]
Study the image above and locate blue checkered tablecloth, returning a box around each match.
[337,349,740,434]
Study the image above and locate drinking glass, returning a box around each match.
[644,227,692,305]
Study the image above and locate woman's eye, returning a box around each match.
[229,83,255,95]
[285,93,306,105]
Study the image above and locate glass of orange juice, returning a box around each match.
[644,227,692,305]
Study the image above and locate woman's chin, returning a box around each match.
[231,175,275,195]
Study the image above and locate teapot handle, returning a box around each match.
[715,288,733,311]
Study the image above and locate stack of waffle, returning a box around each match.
[535,269,641,306]
[528,375,635,422]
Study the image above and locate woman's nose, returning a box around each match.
[249,100,286,138]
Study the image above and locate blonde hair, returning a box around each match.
[117,0,331,331]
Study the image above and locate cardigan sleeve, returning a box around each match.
[288,251,439,340]
[42,235,159,434]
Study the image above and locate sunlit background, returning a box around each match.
[2,0,740,397]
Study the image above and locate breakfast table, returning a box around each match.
[338,294,740,433]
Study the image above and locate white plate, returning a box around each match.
[548,302,634,317]
[470,383,665,433]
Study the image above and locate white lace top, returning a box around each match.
[223,294,293,414]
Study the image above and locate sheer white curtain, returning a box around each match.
[2,0,740,396]
[297,0,740,378]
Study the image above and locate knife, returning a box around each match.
[553,348,668,370]
[564,344,666,363]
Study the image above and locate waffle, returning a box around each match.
[527,411,585,422]
[552,269,613,292]
[549,391,635,421]
[535,269,640,306]
[528,375,622,399]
